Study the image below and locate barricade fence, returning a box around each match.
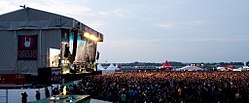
[0,87,52,103]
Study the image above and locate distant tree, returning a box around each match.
[246,61,249,66]
[230,62,244,66]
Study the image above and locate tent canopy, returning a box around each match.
[106,63,117,70]
[101,63,116,74]
[115,64,121,70]
[97,63,105,71]
[178,66,203,71]
[0,7,103,39]
[160,60,173,69]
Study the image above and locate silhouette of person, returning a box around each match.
[21,92,28,103]
[45,87,50,98]
[35,91,41,100]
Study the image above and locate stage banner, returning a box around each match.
[18,35,38,60]
[51,67,62,83]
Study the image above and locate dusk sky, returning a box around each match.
[1,0,249,63]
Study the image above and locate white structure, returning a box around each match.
[177,66,203,71]
[217,67,227,71]
[106,63,117,71]
[217,66,233,71]
[101,63,117,74]
[115,64,122,73]
[97,64,106,71]
[0,86,52,103]
[233,66,249,71]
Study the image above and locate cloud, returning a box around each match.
[0,0,93,17]
[93,9,131,17]
[112,9,130,17]
[164,38,248,43]
[154,20,205,30]
[189,38,248,42]
[95,9,131,17]
[99,39,160,52]
[27,0,92,16]
[154,23,177,29]
[86,21,105,30]
[0,1,21,14]
[184,21,205,26]
[98,12,108,16]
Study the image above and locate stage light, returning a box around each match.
[90,35,99,42]
[83,32,100,42]
[62,86,66,96]
[83,32,91,38]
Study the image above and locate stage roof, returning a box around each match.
[0,7,103,38]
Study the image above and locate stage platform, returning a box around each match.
[62,71,102,82]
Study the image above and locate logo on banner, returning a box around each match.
[18,35,38,60]
[24,37,31,48]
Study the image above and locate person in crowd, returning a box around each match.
[35,91,41,100]
[45,86,50,98]
[21,92,28,103]
[70,72,249,103]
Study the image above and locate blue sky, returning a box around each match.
[1,0,249,63]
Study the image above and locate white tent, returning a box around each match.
[102,63,117,74]
[217,67,227,71]
[106,63,117,70]
[177,66,203,71]
[115,64,122,73]
[233,66,249,71]
[97,64,106,71]
[115,64,121,70]
[239,66,249,71]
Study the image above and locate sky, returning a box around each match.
[1,0,249,63]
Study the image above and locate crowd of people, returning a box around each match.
[67,72,249,103]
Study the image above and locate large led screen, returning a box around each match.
[75,34,87,62]
[69,34,74,56]
[49,48,60,67]
[75,34,97,63]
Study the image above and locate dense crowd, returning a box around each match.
[68,72,249,103]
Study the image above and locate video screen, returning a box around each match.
[61,31,97,72]
[75,34,97,63]
[86,41,97,63]
[49,48,60,67]
[75,34,87,62]
[69,34,74,55]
